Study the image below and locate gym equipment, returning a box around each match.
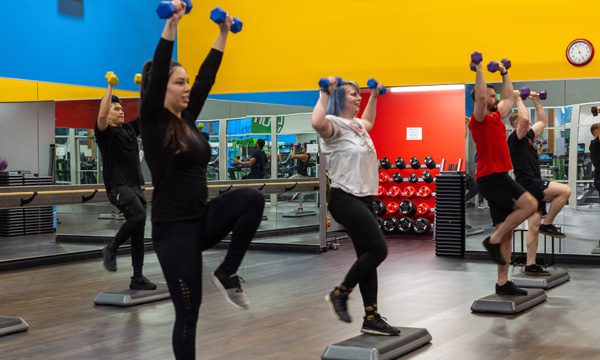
[321,327,432,360]
[471,288,546,314]
[394,157,406,169]
[386,202,399,214]
[377,217,383,230]
[402,185,415,198]
[416,186,431,198]
[424,156,436,169]
[134,73,142,85]
[434,172,466,256]
[487,58,511,73]
[413,217,431,234]
[470,51,483,71]
[381,217,398,233]
[399,200,416,216]
[391,172,403,183]
[511,268,570,290]
[592,106,598,116]
[409,157,420,169]
[367,78,387,95]
[377,185,386,197]
[387,185,401,197]
[105,71,118,86]
[157,0,193,19]
[210,7,243,33]
[373,200,386,216]
[408,173,418,183]
[416,203,430,216]
[520,87,548,100]
[0,316,28,336]
[397,217,413,233]
[378,171,390,183]
[0,157,7,171]
[319,77,343,90]
[378,157,391,170]
[421,170,434,183]
[94,283,170,307]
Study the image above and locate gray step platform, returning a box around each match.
[471,288,546,314]
[322,327,432,360]
[282,210,317,218]
[0,316,29,336]
[94,283,170,307]
[512,268,570,289]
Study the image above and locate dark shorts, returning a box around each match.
[516,177,550,216]
[476,172,527,226]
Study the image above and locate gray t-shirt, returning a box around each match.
[319,115,378,196]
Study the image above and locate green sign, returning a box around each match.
[250,116,285,134]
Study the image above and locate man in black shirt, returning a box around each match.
[95,85,155,290]
[507,90,571,275]
[236,138,268,179]
[289,143,311,212]
[590,123,600,194]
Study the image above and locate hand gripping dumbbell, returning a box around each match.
[105,71,119,86]
[379,171,390,183]
[421,170,434,183]
[424,156,436,169]
[592,106,599,117]
[403,185,415,198]
[409,157,421,169]
[487,59,511,73]
[470,51,483,71]
[318,77,343,91]
[373,200,386,216]
[519,87,548,100]
[157,0,193,19]
[413,217,432,234]
[391,172,403,183]
[367,78,387,95]
[388,185,401,197]
[210,7,243,33]
[408,173,419,183]
[387,201,399,214]
[395,157,406,169]
[397,217,413,233]
[134,73,142,85]
[379,157,392,170]
[382,217,398,233]
[400,200,417,216]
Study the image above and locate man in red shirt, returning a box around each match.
[469,59,538,295]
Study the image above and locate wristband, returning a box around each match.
[500,71,508,76]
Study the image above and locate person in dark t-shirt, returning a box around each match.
[235,139,268,179]
[590,123,600,195]
[96,86,156,291]
[507,90,571,276]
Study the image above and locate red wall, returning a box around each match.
[55,98,140,129]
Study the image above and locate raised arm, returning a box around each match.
[514,90,530,140]
[311,77,338,138]
[96,82,113,132]
[530,92,547,138]
[359,85,383,132]
[496,63,515,118]
[472,62,487,122]
[291,145,309,162]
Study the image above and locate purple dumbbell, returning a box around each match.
[592,106,598,117]
[470,51,483,71]
[520,87,548,100]
[0,157,7,171]
[538,90,548,100]
[487,58,512,73]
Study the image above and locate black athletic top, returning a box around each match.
[590,138,600,179]
[140,38,222,223]
[95,118,144,190]
[296,155,309,176]
[247,149,268,179]
[507,128,541,181]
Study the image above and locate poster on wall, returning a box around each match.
[406,127,422,141]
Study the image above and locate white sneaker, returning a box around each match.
[212,272,249,310]
[478,200,489,209]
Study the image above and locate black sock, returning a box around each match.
[364,304,378,320]
[215,265,232,279]
[133,266,143,278]
[334,284,352,297]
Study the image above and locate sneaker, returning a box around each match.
[129,276,157,291]
[496,281,528,296]
[102,245,117,272]
[212,272,249,310]
[325,288,352,323]
[482,237,507,265]
[478,200,489,209]
[539,224,566,238]
[361,314,401,336]
[523,264,551,276]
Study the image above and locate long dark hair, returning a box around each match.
[141,60,195,154]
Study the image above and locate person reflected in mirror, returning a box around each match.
[590,123,600,198]
[288,143,311,212]
[235,138,268,179]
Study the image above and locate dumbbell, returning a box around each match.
[157,0,193,19]
[593,106,599,117]
[105,71,119,86]
[388,185,401,197]
[134,73,142,85]
[408,173,419,183]
[387,201,399,214]
[417,203,430,216]
[400,200,417,216]
[409,157,421,169]
[403,185,415,198]
[519,87,548,100]
[0,157,7,171]
[379,171,390,183]
[413,218,432,234]
[416,186,432,198]
[391,172,403,183]
[378,185,386,197]
[367,78,387,95]
[395,157,406,169]
[421,170,434,183]
[424,156,436,169]
[373,200,386,216]
[318,77,343,91]
[487,59,511,73]
[210,7,243,33]
[470,51,483,71]
[382,217,398,234]
[397,217,413,233]
[379,157,392,169]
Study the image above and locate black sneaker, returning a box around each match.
[129,276,157,291]
[496,281,528,296]
[325,288,351,323]
[102,245,117,272]
[539,224,566,238]
[212,272,249,310]
[523,264,551,276]
[482,237,506,265]
[361,314,401,336]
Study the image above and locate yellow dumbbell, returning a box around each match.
[196,122,204,130]
[105,71,119,86]
[134,73,142,85]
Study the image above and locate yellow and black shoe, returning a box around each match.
[325,287,352,323]
[361,314,400,336]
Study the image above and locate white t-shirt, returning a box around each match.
[319,115,378,197]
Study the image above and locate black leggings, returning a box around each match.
[328,188,388,306]
[152,188,264,360]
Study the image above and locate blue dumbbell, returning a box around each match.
[156,0,193,19]
[211,7,244,33]
[367,78,386,95]
[318,77,343,91]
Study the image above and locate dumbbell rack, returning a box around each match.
[375,157,441,236]
[433,171,465,256]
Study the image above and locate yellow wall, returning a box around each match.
[180,0,600,93]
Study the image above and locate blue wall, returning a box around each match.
[209,91,319,107]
